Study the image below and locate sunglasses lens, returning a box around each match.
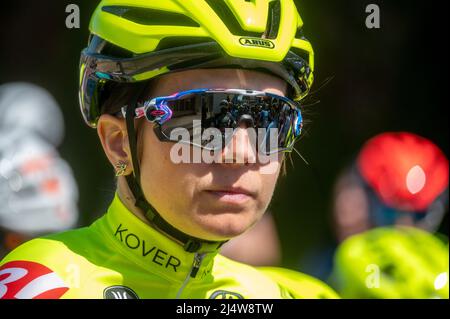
[154,91,302,153]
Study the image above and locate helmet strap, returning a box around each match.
[124,84,226,253]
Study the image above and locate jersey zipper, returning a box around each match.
[175,252,205,299]
[190,253,204,278]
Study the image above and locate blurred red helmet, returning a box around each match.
[357,132,449,212]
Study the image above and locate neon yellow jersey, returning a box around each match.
[0,194,338,299]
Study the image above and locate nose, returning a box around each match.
[219,128,257,165]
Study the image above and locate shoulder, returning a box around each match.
[214,254,339,299]
[213,254,283,297]
[214,254,278,283]
[1,226,98,266]
[257,267,340,299]
[0,227,100,299]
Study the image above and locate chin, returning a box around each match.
[196,212,256,240]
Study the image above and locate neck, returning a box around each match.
[117,176,151,226]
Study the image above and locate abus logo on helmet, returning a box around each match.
[239,37,275,49]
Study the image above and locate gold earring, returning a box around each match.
[115,161,128,177]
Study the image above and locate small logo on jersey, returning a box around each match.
[209,290,244,299]
[103,286,139,299]
[0,261,69,299]
[239,37,275,49]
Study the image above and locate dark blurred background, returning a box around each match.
[1,1,448,271]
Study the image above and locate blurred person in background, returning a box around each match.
[0,82,79,258]
[330,132,449,298]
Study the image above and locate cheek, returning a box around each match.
[138,126,196,210]
[258,167,281,208]
[257,155,282,197]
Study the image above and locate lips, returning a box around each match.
[204,187,256,204]
[206,186,255,196]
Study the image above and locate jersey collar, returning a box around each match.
[97,193,220,283]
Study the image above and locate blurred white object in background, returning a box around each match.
[0,129,78,235]
[0,82,65,147]
[0,81,78,238]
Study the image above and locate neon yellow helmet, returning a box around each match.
[331,226,449,299]
[79,0,314,127]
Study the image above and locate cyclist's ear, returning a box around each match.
[97,114,131,174]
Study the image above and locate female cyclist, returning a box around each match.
[0,0,338,299]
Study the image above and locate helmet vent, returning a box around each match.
[289,47,309,66]
[295,28,307,40]
[102,6,200,27]
[154,37,215,52]
[86,35,134,58]
[204,0,263,37]
[263,0,280,39]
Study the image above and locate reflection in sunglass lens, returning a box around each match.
[154,91,301,153]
